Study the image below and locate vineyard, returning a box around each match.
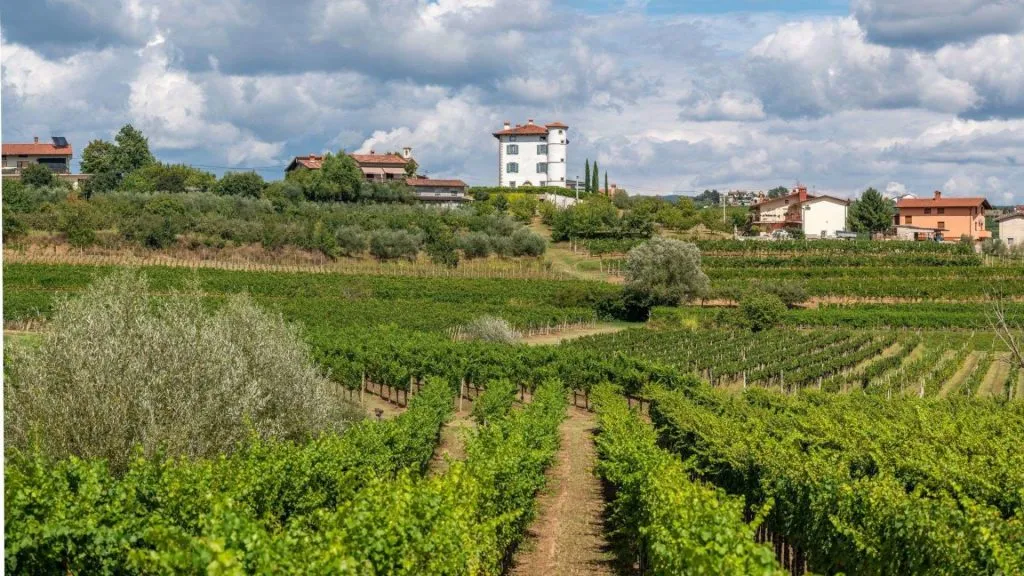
[5,238,1024,574]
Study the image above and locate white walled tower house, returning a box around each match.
[493,119,569,188]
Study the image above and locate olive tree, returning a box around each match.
[623,238,710,309]
[4,271,360,471]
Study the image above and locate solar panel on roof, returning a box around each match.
[52,136,68,147]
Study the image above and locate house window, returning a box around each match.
[506,162,519,173]
[558,130,563,134]
[938,221,945,230]
[924,208,932,215]
[536,162,547,173]
[507,144,519,155]
[1009,237,1016,246]
[509,136,517,142]
[537,144,547,154]
[938,208,945,214]
[906,215,913,224]
[539,181,546,186]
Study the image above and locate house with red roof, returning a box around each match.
[895,191,991,242]
[285,148,415,182]
[406,178,470,207]
[493,119,569,188]
[2,136,73,174]
[751,186,850,238]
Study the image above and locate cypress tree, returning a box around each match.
[592,161,600,195]
[605,172,609,196]
[584,159,591,193]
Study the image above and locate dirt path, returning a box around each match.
[520,323,629,346]
[359,389,406,420]
[510,407,615,576]
[977,353,1011,398]
[939,352,980,398]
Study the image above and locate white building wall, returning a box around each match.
[1000,217,1024,247]
[545,127,567,187]
[498,135,550,187]
[802,199,848,238]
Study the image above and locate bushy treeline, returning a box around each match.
[3,187,546,262]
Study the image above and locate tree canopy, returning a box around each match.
[849,187,895,233]
[623,238,710,308]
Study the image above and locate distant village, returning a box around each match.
[3,123,1022,248]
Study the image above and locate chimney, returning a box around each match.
[934,190,942,200]
[797,186,808,203]
[503,120,510,130]
[402,147,412,159]
[33,136,39,144]
[369,149,375,155]
[527,119,534,125]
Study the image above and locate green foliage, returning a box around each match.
[739,292,786,332]
[849,187,896,233]
[79,139,117,175]
[510,227,545,256]
[592,385,785,575]
[591,160,599,195]
[319,152,363,202]
[767,186,789,199]
[460,231,492,259]
[623,238,710,307]
[112,124,156,175]
[335,225,368,257]
[584,159,591,194]
[119,162,216,193]
[468,185,583,199]
[470,378,518,425]
[4,271,361,472]
[550,197,653,241]
[369,229,422,261]
[20,163,57,187]
[508,194,538,223]
[57,200,97,247]
[425,227,460,268]
[215,170,266,197]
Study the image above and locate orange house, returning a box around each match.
[895,191,991,241]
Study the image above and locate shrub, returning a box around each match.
[57,200,97,247]
[460,232,492,259]
[508,195,539,223]
[460,315,520,343]
[539,201,557,225]
[740,292,786,332]
[490,235,514,258]
[624,238,710,307]
[216,171,266,198]
[3,271,360,472]
[510,228,546,257]
[425,228,460,268]
[369,229,421,261]
[20,164,56,187]
[981,238,1008,257]
[335,225,368,257]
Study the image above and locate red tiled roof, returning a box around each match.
[406,178,467,188]
[545,122,568,129]
[897,196,990,209]
[753,191,814,207]
[289,155,323,170]
[350,153,407,166]
[493,124,550,137]
[2,142,73,156]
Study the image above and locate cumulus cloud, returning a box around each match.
[853,0,1024,48]
[679,90,765,121]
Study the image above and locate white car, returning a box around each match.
[769,229,791,240]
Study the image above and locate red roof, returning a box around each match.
[2,142,73,156]
[897,196,990,209]
[545,122,568,129]
[753,191,813,207]
[406,178,467,188]
[288,155,323,170]
[493,124,550,137]
[350,153,407,166]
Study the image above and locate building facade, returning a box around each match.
[998,212,1024,248]
[406,178,470,208]
[286,148,413,182]
[2,137,72,174]
[751,186,849,238]
[493,120,568,188]
[895,191,991,242]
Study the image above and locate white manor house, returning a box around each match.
[493,119,568,188]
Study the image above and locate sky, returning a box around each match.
[3,0,1024,204]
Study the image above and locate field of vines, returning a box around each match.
[6,377,567,573]
[647,384,1024,574]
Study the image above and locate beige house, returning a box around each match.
[406,178,470,208]
[998,212,1024,248]
[285,148,414,182]
[2,137,72,174]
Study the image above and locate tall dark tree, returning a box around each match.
[849,187,895,233]
[591,161,600,195]
[112,124,155,175]
[584,159,591,194]
[604,172,609,197]
[767,186,789,199]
